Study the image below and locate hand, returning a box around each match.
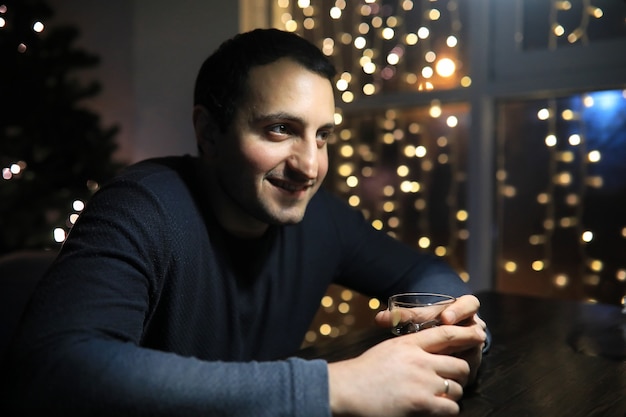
[328,324,487,417]
[375,295,487,384]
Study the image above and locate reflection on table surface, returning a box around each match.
[297,291,626,417]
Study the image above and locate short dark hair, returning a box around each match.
[193,28,337,133]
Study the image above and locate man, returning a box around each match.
[3,28,487,416]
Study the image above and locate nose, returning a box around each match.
[287,136,320,180]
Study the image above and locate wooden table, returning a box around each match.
[297,291,626,416]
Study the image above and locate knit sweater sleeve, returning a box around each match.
[3,161,332,417]
[315,189,472,300]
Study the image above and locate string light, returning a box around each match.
[498,89,626,304]
[549,0,606,49]
[274,0,625,346]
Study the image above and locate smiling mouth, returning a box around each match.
[267,177,314,193]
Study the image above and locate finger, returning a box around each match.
[475,313,487,330]
[415,324,487,354]
[374,310,391,327]
[376,308,441,329]
[428,397,460,416]
[440,295,480,325]
[435,377,463,401]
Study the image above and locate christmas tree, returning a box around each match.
[0,0,122,255]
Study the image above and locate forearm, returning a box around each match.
[6,338,331,417]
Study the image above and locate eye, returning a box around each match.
[317,129,334,145]
[267,123,292,137]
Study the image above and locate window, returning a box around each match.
[241,0,626,345]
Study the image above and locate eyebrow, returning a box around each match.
[250,111,335,130]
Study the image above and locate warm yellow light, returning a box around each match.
[581,230,593,243]
[363,62,376,74]
[285,20,298,32]
[545,134,557,147]
[502,185,516,198]
[586,176,603,188]
[421,66,433,78]
[588,150,601,162]
[405,33,418,45]
[338,302,350,313]
[588,6,603,18]
[346,175,358,187]
[341,91,354,103]
[434,246,446,256]
[558,151,574,162]
[348,195,360,207]
[387,52,400,65]
[396,165,409,177]
[72,200,85,211]
[435,58,455,77]
[554,274,569,287]
[363,83,376,95]
[368,298,381,309]
[382,27,394,40]
[329,6,342,19]
[568,134,581,146]
[561,109,575,120]
[504,261,517,273]
[553,24,565,37]
[565,194,579,206]
[53,228,66,243]
[532,260,545,271]
[556,172,572,186]
[589,259,603,272]
[446,116,458,127]
[336,79,348,91]
[556,1,572,11]
[537,108,551,120]
[321,295,333,308]
[340,144,354,157]
[418,236,430,248]
[429,103,442,118]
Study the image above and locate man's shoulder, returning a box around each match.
[118,155,195,183]
[98,155,203,213]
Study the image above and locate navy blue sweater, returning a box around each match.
[4,156,471,416]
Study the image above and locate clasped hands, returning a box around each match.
[328,295,487,417]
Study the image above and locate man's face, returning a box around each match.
[211,58,335,227]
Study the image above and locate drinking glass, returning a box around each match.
[388,292,456,335]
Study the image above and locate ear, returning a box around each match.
[193,105,218,157]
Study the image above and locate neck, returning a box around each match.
[200,164,269,239]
